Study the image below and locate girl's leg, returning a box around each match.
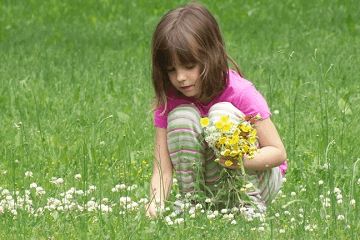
[167,104,206,194]
[208,102,283,205]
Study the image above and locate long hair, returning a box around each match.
[151,3,241,108]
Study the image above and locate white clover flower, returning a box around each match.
[231,220,237,225]
[76,190,84,195]
[350,199,356,206]
[220,208,228,214]
[282,177,287,183]
[258,227,265,232]
[290,218,296,222]
[30,183,38,189]
[291,192,296,197]
[25,171,33,178]
[138,198,149,204]
[185,192,192,199]
[205,198,212,203]
[231,207,239,213]
[279,229,285,234]
[0,206,4,214]
[50,177,64,185]
[10,209,17,216]
[284,211,290,215]
[357,178,360,185]
[300,188,306,192]
[74,174,81,180]
[207,213,216,219]
[99,204,112,213]
[325,215,331,220]
[275,213,280,218]
[35,187,45,196]
[305,225,312,231]
[336,194,343,200]
[195,203,203,210]
[88,185,96,192]
[334,187,341,194]
[174,218,184,224]
[318,180,324,185]
[337,215,345,221]
[337,199,343,205]
[119,196,131,205]
[299,208,304,213]
[273,110,280,115]
[127,184,137,191]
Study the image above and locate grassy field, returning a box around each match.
[1,0,360,239]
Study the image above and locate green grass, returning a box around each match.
[1,0,359,239]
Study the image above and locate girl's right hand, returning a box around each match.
[145,201,164,218]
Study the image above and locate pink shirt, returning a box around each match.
[154,69,271,128]
[154,69,287,175]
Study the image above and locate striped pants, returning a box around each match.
[167,102,283,205]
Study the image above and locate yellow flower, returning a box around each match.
[215,121,224,130]
[218,136,227,144]
[222,122,232,132]
[249,136,257,144]
[240,123,251,132]
[221,149,231,156]
[230,135,239,145]
[233,128,240,136]
[200,117,210,127]
[230,150,240,157]
[224,160,233,167]
[242,144,249,153]
[220,115,229,123]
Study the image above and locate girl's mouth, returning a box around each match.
[181,85,194,91]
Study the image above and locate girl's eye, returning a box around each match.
[185,64,195,69]
[166,67,175,72]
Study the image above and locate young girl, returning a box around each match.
[147,3,287,218]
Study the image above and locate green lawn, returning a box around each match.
[1,0,359,239]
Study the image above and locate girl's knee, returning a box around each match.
[208,102,244,122]
[167,104,202,132]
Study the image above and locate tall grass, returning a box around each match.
[1,0,359,239]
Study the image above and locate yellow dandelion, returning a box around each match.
[218,136,227,144]
[240,123,251,132]
[224,160,233,167]
[220,115,229,123]
[215,120,224,130]
[222,122,232,132]
[249,136,257,144]
[221,149,231,156]
[233,128,240,136]
[200,117,210,127]
[242,144,249,153]
[230,150,240,157]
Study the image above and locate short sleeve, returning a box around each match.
[154,107,168,128]
[235,84,271,119]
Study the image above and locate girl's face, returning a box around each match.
[166,60,202,98]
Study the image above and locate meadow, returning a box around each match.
[1,0,359,239]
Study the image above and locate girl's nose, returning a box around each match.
[176,69,186,82]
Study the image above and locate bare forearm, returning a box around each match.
[149,171,173,205]
[243,146,287,171]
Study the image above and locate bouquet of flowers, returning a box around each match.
[200,114,261,207]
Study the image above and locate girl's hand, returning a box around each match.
[145,201,164,218]
[218,157,241,170]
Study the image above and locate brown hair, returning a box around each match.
[151,2,241,108]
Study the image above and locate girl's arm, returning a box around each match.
[243,118,287,171]
[146,127,173,217]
